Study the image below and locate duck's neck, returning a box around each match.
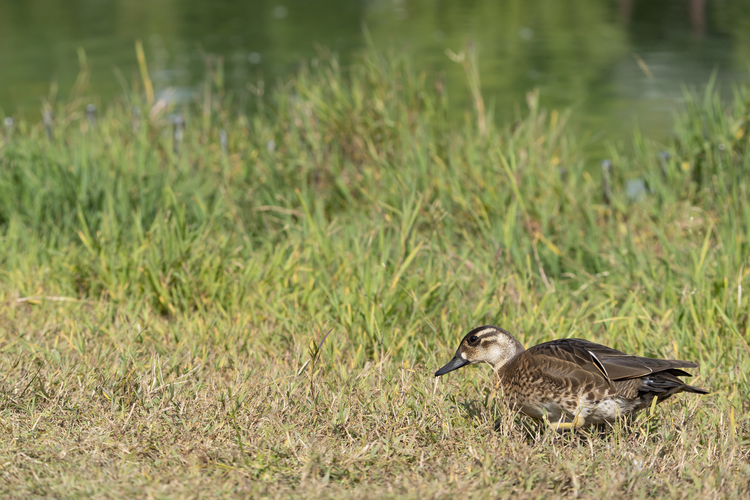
[492,339,526,379]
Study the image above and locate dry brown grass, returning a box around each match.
[1,303,747,499]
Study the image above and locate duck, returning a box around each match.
[435,325,708,429]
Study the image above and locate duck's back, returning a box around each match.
[496,338,707,425]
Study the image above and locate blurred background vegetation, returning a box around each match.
[1,0,749,144]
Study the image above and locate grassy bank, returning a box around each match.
[1,49,749,498]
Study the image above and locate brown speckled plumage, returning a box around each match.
[435,325,708,429]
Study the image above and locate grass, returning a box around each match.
[1,46,749,498]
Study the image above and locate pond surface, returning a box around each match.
[1,0,749,145]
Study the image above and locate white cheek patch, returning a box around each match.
[459,351,468,360]
[487,345,503,360]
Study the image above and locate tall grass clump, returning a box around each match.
[0,47,748,498]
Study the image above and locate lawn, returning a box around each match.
[0,48,748,498]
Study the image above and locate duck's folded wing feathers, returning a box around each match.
[525,340,613,384]
[530,339,700,382]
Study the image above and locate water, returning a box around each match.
[1,0,749,145]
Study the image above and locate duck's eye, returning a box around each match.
[469,335,479,344]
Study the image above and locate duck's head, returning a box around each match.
[434,325,525,376]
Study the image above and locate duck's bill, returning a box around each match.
[435,351,469,376]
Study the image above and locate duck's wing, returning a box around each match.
[528,339,700,382]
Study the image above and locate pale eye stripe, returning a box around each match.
[474,328,498,338]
